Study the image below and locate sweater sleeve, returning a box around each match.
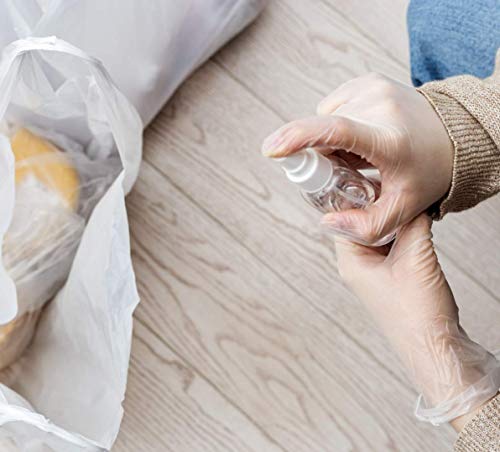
[417,50,500,219]
[454,393,500,451]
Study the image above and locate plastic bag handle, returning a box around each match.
[0,36,143,192]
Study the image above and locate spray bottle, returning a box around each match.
[275,147,394,246]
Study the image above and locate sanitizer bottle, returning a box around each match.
[275,147,394,246]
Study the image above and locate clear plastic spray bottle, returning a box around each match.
[275,147,394,246]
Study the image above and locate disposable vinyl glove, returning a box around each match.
[333,213,500,425]
[262,73,454,246]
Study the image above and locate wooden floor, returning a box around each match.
[114,1,500,451]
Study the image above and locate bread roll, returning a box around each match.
[0,128,82,370]
[10,128,80,210]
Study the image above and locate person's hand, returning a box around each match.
[262,73,454,245]
[334,213,500,426]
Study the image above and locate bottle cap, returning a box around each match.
[275,148,333,193]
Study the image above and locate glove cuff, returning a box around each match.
[414,363,500,425]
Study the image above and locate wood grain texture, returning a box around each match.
[0,1,497,451]
[113,0,497,451]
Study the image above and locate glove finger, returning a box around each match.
[262,115,389,168]
[321,191,409,246]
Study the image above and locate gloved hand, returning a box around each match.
[334,213,500,426]
[262,73,454,246]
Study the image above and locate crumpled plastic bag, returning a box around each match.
[0,0,268,125]
[0,1,267,451]
[0,36,142,452]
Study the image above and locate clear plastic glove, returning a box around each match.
[334,213,500,425]
[262,73,454,246]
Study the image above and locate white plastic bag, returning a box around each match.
[0,1,266,451]
[0,37,142,452]
[0,0,267,125]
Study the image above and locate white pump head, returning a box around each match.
[275,148,333,193]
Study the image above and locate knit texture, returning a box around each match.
[454,393,500,451]
[418,51,500,218]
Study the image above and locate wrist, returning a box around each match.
[415,366,500,425]
[418,85,500,218]
[415,89,454,199]
[407,317,500,425]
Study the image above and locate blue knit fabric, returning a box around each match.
[407,0,500,86]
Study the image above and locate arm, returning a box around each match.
[419,50,500,218]
[419,56,500,447]
[332,214,500,446]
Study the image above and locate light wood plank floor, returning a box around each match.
[115,1,500,451]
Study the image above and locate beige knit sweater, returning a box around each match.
[418,52,500,451]
[419,51,500,218]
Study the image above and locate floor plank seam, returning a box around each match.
[132,315,289,452]
[140,157,414,394]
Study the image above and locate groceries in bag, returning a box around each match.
[0,128,118,370]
